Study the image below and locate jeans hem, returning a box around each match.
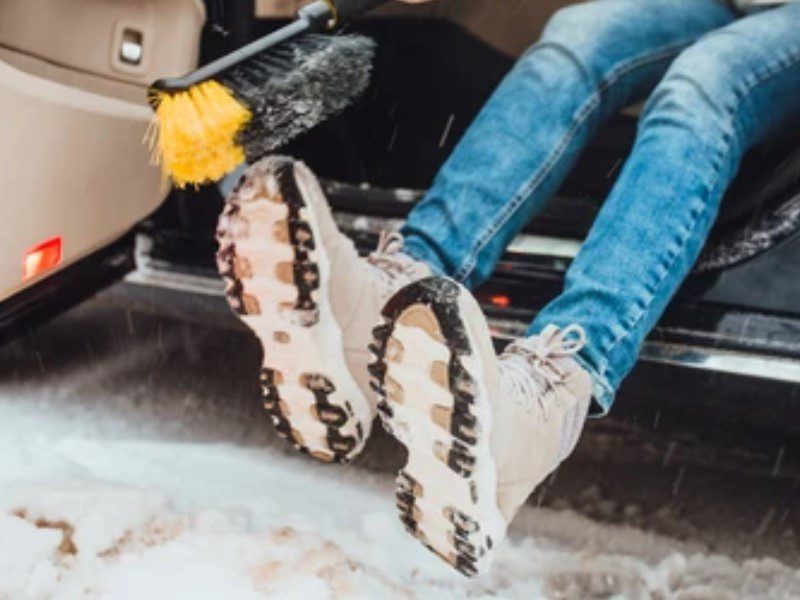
[402,236,446,277]
[571,352,615,418]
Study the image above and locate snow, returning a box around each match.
[2,394,800,599]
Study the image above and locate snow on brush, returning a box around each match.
[1,398,800,599]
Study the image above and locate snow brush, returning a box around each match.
[147,0,388,188]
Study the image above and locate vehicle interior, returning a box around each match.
[0,0,205,332]
[2,0,800,441]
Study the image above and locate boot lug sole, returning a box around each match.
[217,156,371,463]
[370,277,506,577]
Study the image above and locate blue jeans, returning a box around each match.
[401,0,800,413]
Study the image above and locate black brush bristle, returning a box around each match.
[220,34,376,162]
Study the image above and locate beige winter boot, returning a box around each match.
[216,156,429,463]
[370,276,592,576]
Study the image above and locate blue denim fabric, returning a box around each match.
[401,0,800,413]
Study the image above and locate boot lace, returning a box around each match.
[367,231,419,298]
[499,325,587,420]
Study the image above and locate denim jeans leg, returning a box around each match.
[402,0,734,288]
[531,3,800,413]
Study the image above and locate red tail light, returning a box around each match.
[489,294,511,309]
[23,237,62,281]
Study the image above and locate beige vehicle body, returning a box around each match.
[0,0,204,302]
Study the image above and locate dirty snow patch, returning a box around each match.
[1,398,799,598]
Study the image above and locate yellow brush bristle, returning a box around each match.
[149,81,252,188]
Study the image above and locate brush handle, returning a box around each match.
[151,0,387,94]
[153,17,313,92]
[327,0,391,24]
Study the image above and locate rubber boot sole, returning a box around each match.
[369,277,506,577]
[216,157,369,463]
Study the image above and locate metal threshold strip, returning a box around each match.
[126,258,800,386]
[640,342,800,385]
[333,211,583,260]
[487,317,800,385]
[125,264,224,296]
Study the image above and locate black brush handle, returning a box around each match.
[152,0,388,94]
[328,0,390,23]
[153,17,314,92]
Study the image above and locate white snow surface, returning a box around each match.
[1,396,799,599]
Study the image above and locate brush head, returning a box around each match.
[148,33,375,188]
[226,33,376,162]
[148,81,252,188]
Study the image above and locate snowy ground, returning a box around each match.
[2,286,799,599]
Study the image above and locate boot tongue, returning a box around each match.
[368,232,416,274]
[507,324,585,359]
[367,232,431,298]
[498,326,575,404]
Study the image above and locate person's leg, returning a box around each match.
[373,1,738,576]
[402,0,735,288]
[532,3,800,413]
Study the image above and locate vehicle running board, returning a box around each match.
[487,316,800,387]
[127,232,800,387]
